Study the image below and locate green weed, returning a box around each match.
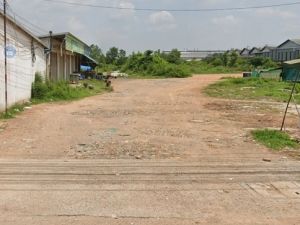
[31,74,109,103]
[204,77,299,103]
[252,129,299,150]
[0,102,31,119]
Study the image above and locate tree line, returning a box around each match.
[90,44,279,77]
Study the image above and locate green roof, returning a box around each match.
[39,32,98,65]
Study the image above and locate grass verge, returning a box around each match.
[252,129,299,150]
[1,79,111,120]
[31,79,111,104]
[204,77,298,103]
[0,102,31,119]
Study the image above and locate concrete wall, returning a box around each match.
[0,15,46,112]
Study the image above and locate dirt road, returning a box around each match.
[0,75,299,224]
[0,74,296,160]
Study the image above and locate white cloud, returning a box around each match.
[149,11,176,30]
[8,0,300,52]
[212,15,239,26]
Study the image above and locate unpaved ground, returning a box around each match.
[0,75,300,225]
[0,74,298,160]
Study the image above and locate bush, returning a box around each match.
[122,51,190,78]
[31,74,107,102]
[31,73,48,99]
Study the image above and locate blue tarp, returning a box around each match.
[80,65,92,72]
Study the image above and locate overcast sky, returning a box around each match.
[8,0,300,53]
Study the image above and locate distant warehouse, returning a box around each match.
[0,11,47,111]
[240,39,300,62]
[163,50,226,61]
[272,39,300,62]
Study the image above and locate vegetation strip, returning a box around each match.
[91,46,279,78]
[204,77,300,103]
[1,75,110,119]
[252,129,299,150]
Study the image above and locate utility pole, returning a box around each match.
[280,73,300,131]
[3,0,8,114]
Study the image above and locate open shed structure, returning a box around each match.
[39,32,98,81]
[282,59,300,82]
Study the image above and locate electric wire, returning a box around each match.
[42,0,300,12]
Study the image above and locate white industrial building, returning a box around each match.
[163,50,226,61]
[0,11,47,111]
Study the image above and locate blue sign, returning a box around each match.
[5,45,17,58]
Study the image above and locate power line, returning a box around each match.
[42,0,300,12]
[6,3,47,35]
[3,0,8,114]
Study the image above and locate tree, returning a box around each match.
[221,52,229,67]
[106,47,119,64]
[90,44,105,65]
[249,57,265,68]
[229,51,239,67]
[116,49,127,66]
[166,49,181,64]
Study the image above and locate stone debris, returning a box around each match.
[263,158,272,162]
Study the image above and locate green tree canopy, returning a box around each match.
[106,47,119,64]
[90,44,105,65]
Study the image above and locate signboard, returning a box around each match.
[4,45,17,58]
[65,34,91,58]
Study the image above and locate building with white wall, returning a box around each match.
[0,11,47,112]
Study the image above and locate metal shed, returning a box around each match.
[272,39,300,62]
[282,59,300,82]
[39,32,98,81]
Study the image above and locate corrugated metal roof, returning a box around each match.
[39,32,88,48]
[278,39,300,48]
[84,54,98,65]
[291,39,300,45]
[261,45,276,52]
[249,47,261,54]
[240,48,250,55]
[39,32,98,65]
